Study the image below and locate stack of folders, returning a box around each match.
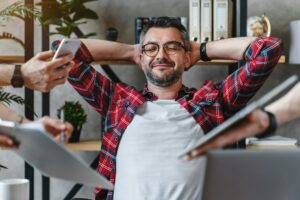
[246,136,298,149]
[189,0,233,43]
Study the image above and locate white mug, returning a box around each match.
[0,178,29,200]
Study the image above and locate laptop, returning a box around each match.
[179,75,298,156]
[0,120,113,190]
[202,149,300,200]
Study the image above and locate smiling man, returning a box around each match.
[53,17,282,200]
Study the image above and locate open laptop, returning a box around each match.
[202,149,300,200]
[0,120,113,190]
[179,75,298,156]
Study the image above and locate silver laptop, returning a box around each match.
[180,75,298,156]
[202,149,300,200]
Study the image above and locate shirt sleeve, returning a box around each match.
[219,37,283,116]
[52,40,113,117]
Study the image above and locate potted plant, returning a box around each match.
[57,101,87,143]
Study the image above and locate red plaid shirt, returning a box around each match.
[53,37,282,200]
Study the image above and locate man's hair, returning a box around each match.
[139,16,190,51]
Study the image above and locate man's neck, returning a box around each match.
[147,79,183,99]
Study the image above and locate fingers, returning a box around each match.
[0,134,18,149]
[40,116,74,142]
[50,54,74,72]
[36,50,55,60]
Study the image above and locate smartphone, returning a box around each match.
[52,38,81,60]
[52,38,81,71]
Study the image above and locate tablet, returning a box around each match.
[0,120,113,190]
[179,75,298,156]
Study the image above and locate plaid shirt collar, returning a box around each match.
[141,84,196,101]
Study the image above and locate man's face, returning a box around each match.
[140,27,190,87]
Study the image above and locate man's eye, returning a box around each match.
[166,45,179,51]
[145,46,157,51]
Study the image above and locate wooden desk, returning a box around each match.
[65,139,101,151]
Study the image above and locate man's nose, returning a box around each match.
[155,46,168,59]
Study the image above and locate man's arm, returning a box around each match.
[219,37,282,115]
[81,39,140,64]
[185,82,300,159]
[0,50,74,92]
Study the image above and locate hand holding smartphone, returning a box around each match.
[52,38,81,71]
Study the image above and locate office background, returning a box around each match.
[0,0,300,199]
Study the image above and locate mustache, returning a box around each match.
[151,59,175,68]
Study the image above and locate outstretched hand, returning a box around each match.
[22,50,75,92]
[0,116,73,149]
[184,109,270,160]
[39,116,73,142]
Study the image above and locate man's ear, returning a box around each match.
[184,52,192,71]
[139,53,144,70]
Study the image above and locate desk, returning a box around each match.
[63,140,101,200]
[65,140,101,151]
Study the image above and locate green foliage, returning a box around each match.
[57,101,87,127]
[0,1,40,21]
[36,0,98,38]
[0,1,41,49]
[0,88,24,106]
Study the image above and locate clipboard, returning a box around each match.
[179,75,298,157]
[0,120,113,190]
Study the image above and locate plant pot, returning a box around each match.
[69,126,82,143]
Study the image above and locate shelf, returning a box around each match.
[94,56,286,65]
[0,56,25,63]
[65,139,101,151]
[0,55,286,65]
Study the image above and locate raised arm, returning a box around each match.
[220,37,282,115]
[81,39,140,64]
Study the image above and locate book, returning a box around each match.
[189,0,201,42]
[201,0,212,42]
[246,136,298,149]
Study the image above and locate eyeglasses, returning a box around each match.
[142,41,186,57]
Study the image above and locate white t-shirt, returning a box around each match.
[114,100,206,200]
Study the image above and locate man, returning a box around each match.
[0,50,74,148]
[54,17,282,199]
[185,82,300,159]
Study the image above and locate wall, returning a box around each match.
[0,0,300,199]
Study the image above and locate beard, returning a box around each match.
[144,59,183,87]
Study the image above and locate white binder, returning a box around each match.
[201,0,213,42]
[189,0,201,42]
[213,0,232,40]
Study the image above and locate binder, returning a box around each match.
[134,17,150,44]
[213,0,232,40]
[189,0,201,42]
[201,0,213,42]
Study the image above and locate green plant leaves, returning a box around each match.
[36,0,98,38]
[57,101,87,127]
[0,88,25,106]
